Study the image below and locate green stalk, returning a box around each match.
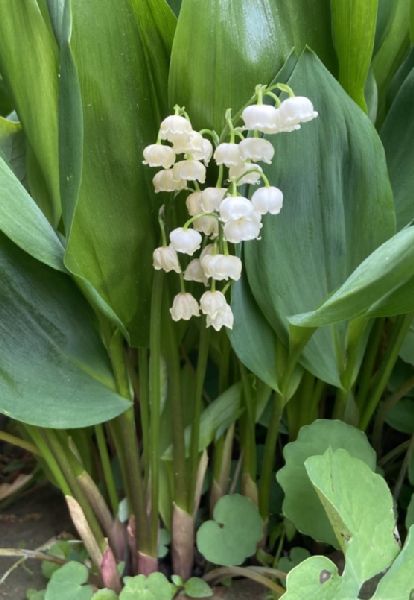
[95,424,119,514]
[355,318,384,408]
[240,365,258,502]
[359,314,414,430]
[0,431,39,455]
[24,426,71,495]
[286,371,315,439]
[187,324,210,511]
[137,347,150,483]
[258,392,284,519]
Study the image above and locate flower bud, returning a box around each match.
[184,259,208,285]
[143,144,175,169]
[213,143,242,167]
[170,227,202,255]
[152,245,181,273]
[173,159,206,183]
[153,169,186,193]
[201,254,242,281]
[219,196,255,222]
[251,186,283,215]
[223,214,262,243]
[279,96,318,126]
[241,104,279,133]
[200,187,227,212]
[170,293,200,321]
[239,138,274,164]
[159,114,193,142]
[229,162,263,185]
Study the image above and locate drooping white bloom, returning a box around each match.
[186,191,203,216]
[170,227,202,255]
[152,245,181,273]
[159,114,193,142]
[239,138,274,164]
[173,132,213,165]
[241,104,280,133]
[143,144,175,169]
[170,292,200,321]
[251,186,284,215]
[200,243,216,259]
[184,258,208,285]
[200,290,228,317]
[219,196,255,222]
[213,143,242,167]
[268,109,301,133]
[206,303,234,331]
[153,169,186,193]
[279,96,318,126]
[193,215,219,237]
[200,187,227,212]
[201,254,242,281]
[228,162,263,185]
[223,214,262,243]
[173,160,206,183]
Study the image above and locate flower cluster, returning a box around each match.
[143,84,318,331]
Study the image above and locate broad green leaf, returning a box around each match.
[0,117,25,182]
[196,494,263,566]
[331,0,378,110]
[381,65,414,229]
[289,228,414,331]
[0,0,60,224]
[45,562,93,600]
[0,74,13,115]
[385,397,414,434]
[245,50,394,387]
[183,578,213,598]
[169,0,335,132]
[0,155,64,271]
[371,527,414,599]
[120,573,175,600]
[62,0,175,346]
[0,235,129,428]
[306,449,399,592]
[277,420,376,548]
[407,496,414,529]
[280,556,342,599]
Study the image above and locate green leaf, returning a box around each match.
[407,495,414,530]
[305,449,399,592]
[158,528,171,558]
[0,116,25,182]
[276,419,376,548]
[245,49,394,387]
[62,0,175,346]
[277,547,311,574]
[371,527,414,599]
[330,0,378,110]
[0,155,65,271]
[27,590,46,600]
[381,65,414,229]
[400,324,414,365]
[385,397,414,434]
[91,590,118,600]
[0,0,60,224]
[45,562,93,600]
[280,556,342,599]
[169,0,335,132]
[0,234,129,428]
[120,573,175,600]
[183,578,213,598]
[196,494,263,566]
[289,228,414,331]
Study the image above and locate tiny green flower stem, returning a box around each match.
[95,424,119,514]
[258,392,284,519]
[264,90,281,106]
[199,128,220,146]
[269,83,295,97]
[183,211,217,229]
[216,164,224,188]
[187,324,210,511]
[0,431,39,455]
[235,168,269,187]
[359,314,414,430]
[24,426,71,495]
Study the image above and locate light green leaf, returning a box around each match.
[280,556,342,599]
[45,562,93,600]
[196,494,263,566]
[0,235,129,428]
[0,0,60,224]
[169,0,335,132]
[277,420,376,548]
[400,324,414,365]
[183,577,213,598]
[381,65,414,229]
[245,49,394,387]
[385,397,414,434]
[371,527,414,599]
[331,0,378,110]
[305,449,399,591]
[27,590,46,600]
[91,590,118,600]
[120,573,175,600]
[277,546,311,574]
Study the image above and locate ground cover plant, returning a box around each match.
[1,0,414,598]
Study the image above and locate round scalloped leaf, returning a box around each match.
[45,562,93,600]
[276,420,376,548]
[119,573,175,600]
[184,578,213,598]
[91,591,118,600]
[280,556,342,599]
[196,494,263,566]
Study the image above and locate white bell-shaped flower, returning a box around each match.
[184,258,208,285]
[241,104,280,133]
[143,144,175,169]
[153,169,186,193]
[159,114,193,142]
[239,138,274,164]
[200,290,228,317]
[186,191,203,216]
[229,162,263,185]
[173,159,206,183]
[251,186,284,215]
[200,243,216,259]
[170,227,202,255]
[170,292,200,321]
[201,254,242,281]
[223,214,262,243]
[152,245,181,273]
[193,215,219,238]
[213,143,242,167]
[200,187,227,212]
[206,303,234,331]
[219,196,255,222]
[173,132,213,165]
[279,96,318,126]
[268,109,301,134]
